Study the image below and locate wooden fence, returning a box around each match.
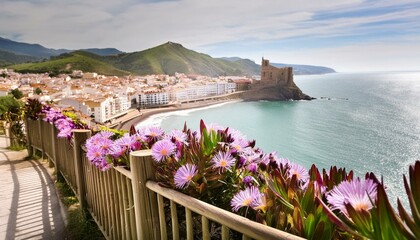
[26,118,304,240]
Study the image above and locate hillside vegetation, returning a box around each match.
[0,49,42,67]
[10,51,130,76]
[6,40,335,76]
[108,42,257,76]
[10,42,260,77]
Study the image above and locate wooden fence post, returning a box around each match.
[24,118,33,157]
[37,117,45,159]
[130,150,160,240]
[51,124,60,176]
[44,121,54,168]
[73,129,91,213]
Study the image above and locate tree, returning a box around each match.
[10,88,23,99]
[0,95,22,119]
[0,96,25,147]
[34,87,43,95]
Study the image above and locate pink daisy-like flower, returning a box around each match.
[227,128,245,140]
[230,138,249,153]
[230,186,263,212]
[288,163,310,184]
[168,129,187,143]
[211,151,235,172]
[276,157,290,168]
[260,151,278,166]
[114,134,135,150]
[144,126,164,141]
[174,164,198,189]
[151,139,176,162]
[326,178,377,216]
[97,137,113,152]
[85,133,104,148]
[86,144,104,162]
[240,148,260,164]
[108,144,125,159]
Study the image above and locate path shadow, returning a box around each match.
[2,151,65,240]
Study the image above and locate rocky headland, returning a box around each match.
[238,82,313,101]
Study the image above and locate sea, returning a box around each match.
[137,72,420,206]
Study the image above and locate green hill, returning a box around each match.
[9,41,334,77]
[10,51,130,76]
[2,37,336,76]
[10,42,260,77]
[0,49,42,67]
[109,42,258,76]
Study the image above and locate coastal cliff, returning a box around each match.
[238,81,313,101]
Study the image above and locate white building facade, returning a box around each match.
[169,82,236,102]
[138,92,169,107]
[60,94,130,123]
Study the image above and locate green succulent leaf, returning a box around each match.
[345,203,373,238]
[397,199,420,239]
[316,196,363,238]
[265,174,294,210]
[371,181,408,240]
[304,213,316,238]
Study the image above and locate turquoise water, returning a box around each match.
[138,72,420,204]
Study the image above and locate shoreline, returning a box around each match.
[118,98,242,131]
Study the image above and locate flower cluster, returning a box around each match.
[29,99,420,238]
[42,105,89,139]
[80,117,420,239]
[85,125,165,171]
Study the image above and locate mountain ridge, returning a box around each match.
[0,37,123,59]
[1,37,335,76]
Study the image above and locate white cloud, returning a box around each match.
[0,0,419,71]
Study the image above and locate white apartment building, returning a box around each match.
[138,92,169,107]
[169,82,236,102]
[60,94,130,123]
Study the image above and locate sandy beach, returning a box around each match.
[117,98,241,131]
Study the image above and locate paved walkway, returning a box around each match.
[0,136,66,240]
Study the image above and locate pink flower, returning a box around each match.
[151,139,176,162]
[288,163,309,183]
[168,129,187,143]
[231,186,262,212]
[174,164,197,189]
[211,151,235,172]
[326,178,377,216]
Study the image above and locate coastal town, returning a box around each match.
[0,68,254,125]
[0,58,308,128]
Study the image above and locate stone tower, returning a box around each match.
[260,58,293,86]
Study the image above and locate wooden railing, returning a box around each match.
[26,118,304,240]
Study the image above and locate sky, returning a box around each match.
[1,0,420,72]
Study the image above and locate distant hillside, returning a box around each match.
[108,42,257,76]
[10,51,130,76]
[222,57,336,75]
[0,37,124,59]
[0,49,42,67]
[271,63,336,75]
[0,37,67,58]
[3,37,335,76]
